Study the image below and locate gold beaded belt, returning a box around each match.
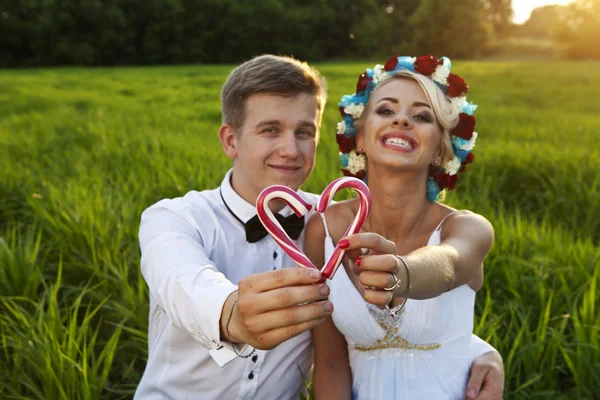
[354,325,441,352]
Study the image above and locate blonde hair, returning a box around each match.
[358,71,459,165]
[220,55,327,131]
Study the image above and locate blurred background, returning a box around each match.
[1,1,599,399]
[1,0,599,66]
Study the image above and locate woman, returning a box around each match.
[304,56,496,399]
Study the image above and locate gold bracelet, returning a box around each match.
[225,299,256,359]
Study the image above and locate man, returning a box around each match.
[134,55,504,399]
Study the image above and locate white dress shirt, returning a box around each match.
[134,169,319,400]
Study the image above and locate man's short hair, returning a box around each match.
[220,55,327,130]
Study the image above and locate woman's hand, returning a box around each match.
[339,232,407,306]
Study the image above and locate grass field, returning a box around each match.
[1,61,599,399]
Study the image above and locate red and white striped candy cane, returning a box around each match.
[317,177,371,278]
[256,177,371,279]
[256,185,318,270]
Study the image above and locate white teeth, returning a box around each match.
[384,137,413,149]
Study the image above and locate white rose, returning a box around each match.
[344,103,365,119]
[460,131,478,151]
[347,150,367,175]
[372,64,386,84]
[450,96,468,112]
[443,156,461,176]
[337,121,346,134]
[432,58,451,85]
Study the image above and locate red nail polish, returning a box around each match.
[355,257,361,267]
[339,239,350,249]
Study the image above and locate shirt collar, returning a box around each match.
[220,169,294,224]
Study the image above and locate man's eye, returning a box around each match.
[262,127,278,134]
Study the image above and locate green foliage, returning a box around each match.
[0,0,504,66]
[0,61,599,398]
[410,0,495,58]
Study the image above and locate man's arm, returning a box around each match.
[140,199,332,364]
[139,200,239,364]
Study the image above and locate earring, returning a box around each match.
[357,147,363,153]
[433,159,439,166]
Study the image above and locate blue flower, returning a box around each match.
[396,57,416,72]
[340,153,349,168]
[426,178,441,202]
[462,102,478,115]
[454,149,470,162]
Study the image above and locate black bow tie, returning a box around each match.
[220,187,305,244]
[244,213,304,243]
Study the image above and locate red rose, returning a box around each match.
[384,56,398,71]
[460,152,474,172]
[414,56,442,76]
[433,170,459,190]
[446,73,468,97]
[356,73,371,93]
[452,113,476,140]
[339,106,346,117]
[462,152,474,165]
[341,168,366,180]
[336,134,356,154]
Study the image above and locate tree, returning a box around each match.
[483,0,513,38]
[410,0,494,59]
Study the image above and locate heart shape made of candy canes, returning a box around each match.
[256,177,371,279]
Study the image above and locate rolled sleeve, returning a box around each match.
[139,200,239,365]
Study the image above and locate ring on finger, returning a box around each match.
[383,273,401,291]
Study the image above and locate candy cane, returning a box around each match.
[256,177,371,279]
[256,185,318,270]
[317,177,371,278]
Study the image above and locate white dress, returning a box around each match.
[321,212,481,400]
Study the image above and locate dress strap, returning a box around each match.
[319,213,332,239]
[433,210,460,233]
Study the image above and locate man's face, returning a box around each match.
[226,92,320,204]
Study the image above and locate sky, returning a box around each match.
[512,0,574,23]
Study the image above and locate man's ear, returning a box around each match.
[218,124,237,160]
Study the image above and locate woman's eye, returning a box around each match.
[376,107,394,115]
[414,113,433,122]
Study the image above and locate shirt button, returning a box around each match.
[273,251,278,259]
[252,355,258,362]
[248,371,254,379]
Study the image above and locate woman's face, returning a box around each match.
[357,78,443,174]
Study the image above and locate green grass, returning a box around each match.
[1,61,599,399]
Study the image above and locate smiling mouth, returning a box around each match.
[382,136,416,150]
[270,165,301,172]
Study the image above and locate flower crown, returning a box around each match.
[336,55,479,202]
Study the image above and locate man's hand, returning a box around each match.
[220,268,332,350]
[466,351,504,399]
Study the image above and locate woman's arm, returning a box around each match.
[403,211,493,299]
[311,318,352,400]
[304,214,352,399]
[343,211,494,301]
